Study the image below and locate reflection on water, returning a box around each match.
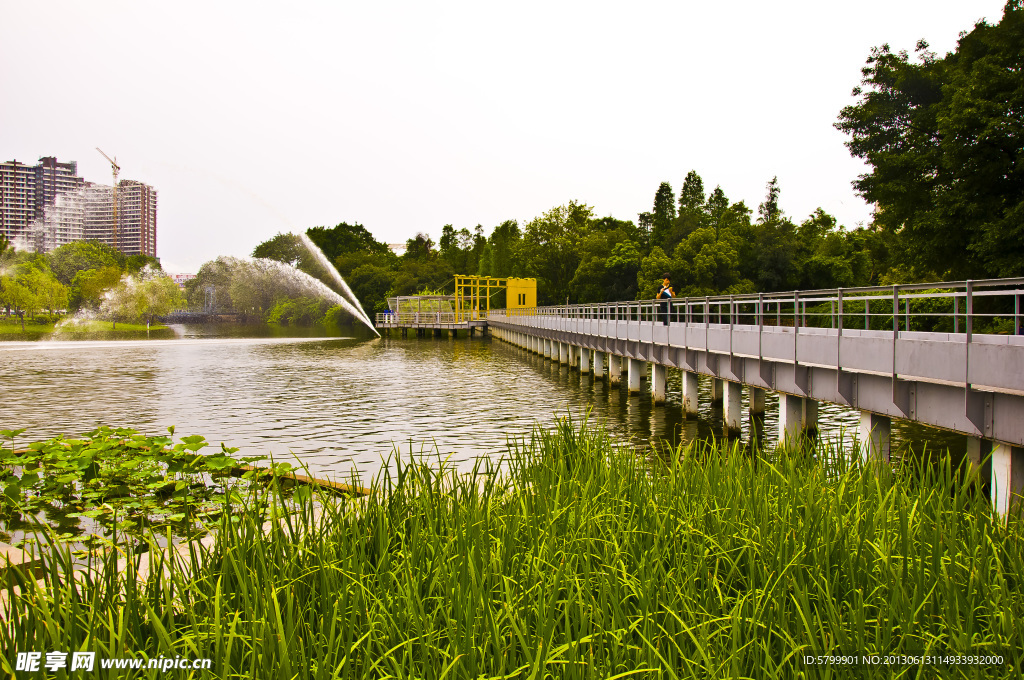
[0,326,966,485]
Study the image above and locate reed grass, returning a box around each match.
[3,419,1022,678]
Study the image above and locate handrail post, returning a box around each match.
[729,295,734,356]
[758,292,764,361]
[892,285,899,385]
[966,280,974,389]
[1015,291,1020,336]
[837,288,843,370]
[793,290,800,366]
[705,296,710,351]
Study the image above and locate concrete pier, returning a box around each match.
[682,371,699,417]
[724,381,743,435]
[652,363,666,404]
[711,379,724,403]
[559,342,568,365]
[991,444,1024,516]
[750,387,766,414]
[580,347,591,374]
[859,411,891,462]
[778,393,804,446]
[627,357,642,394]
[609,354,621,386]
[804,399,819,435]
[593,351,605,378]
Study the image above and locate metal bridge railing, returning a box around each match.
[489,278,1024,336]
[376,311,463,326]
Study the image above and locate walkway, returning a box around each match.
[487,279,1024,515]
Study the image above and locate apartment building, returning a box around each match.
[0,156,157,257]
[0,160,37,243]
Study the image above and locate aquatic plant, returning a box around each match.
[0,427,287,550]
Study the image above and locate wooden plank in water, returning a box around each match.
[230,465,371,497]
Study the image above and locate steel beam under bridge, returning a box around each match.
[487,280,1024,447]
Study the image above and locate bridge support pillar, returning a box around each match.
[609,355,621,386]
[580,348,591,374]
[749,387,766,414]
[559,342,568,365]
[711,379,724,403]
[967,436,993,470]
[593,351,605,378]
[568,345,577,368]
[778,394,805,447]
[804,399,818,435]
[724,381,743,435]
[627,358,642,393]
[682,371,699,417]
[991,443,1024,517]
[533,336,540,354]
[652,364,666,404]
[858,411,891,462]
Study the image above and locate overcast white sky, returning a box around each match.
[1,0,1008,273]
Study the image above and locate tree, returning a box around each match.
[22,267,68,318]
[403,233,435,261]
[636,247,673,300]
[48,241,122,285]
[520,201,594,304]
[102,272,183,328]
[306,222,391,262]
[758,176,782,225]
[439,224,459,267]
[678,171,706,214]
[0,276,35,330]
[72,267,123,310]
[835,1,1024,278]
[649,182,676,251]
[487,220,520,277]
[252,232,307,267]
[754,178,800,291]
[567,218,643,303]
[671,227,753,296]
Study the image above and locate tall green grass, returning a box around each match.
[3,419,1022,678]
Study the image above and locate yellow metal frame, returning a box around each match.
[454,275,536,321]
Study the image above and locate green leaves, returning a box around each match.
[0,427,264,547]
[836,4,1024,279]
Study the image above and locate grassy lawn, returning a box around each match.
[0,317,173,340]
[3,420,1022,678]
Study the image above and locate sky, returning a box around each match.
[1,0,1009,274]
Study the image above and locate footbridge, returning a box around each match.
[484,279,1024,515]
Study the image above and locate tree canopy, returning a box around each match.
[835,0,1024,278]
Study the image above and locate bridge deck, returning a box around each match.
[488,279,1024,448]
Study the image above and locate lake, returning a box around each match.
[0,324,965,486]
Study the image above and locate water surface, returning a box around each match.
[0,325,964,485]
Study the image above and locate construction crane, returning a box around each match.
[95,147,120,250]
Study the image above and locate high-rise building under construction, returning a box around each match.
[0,155,157,257]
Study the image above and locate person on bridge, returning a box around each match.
[657,273,675,325]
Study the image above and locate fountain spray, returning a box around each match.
[297,233,378,334]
